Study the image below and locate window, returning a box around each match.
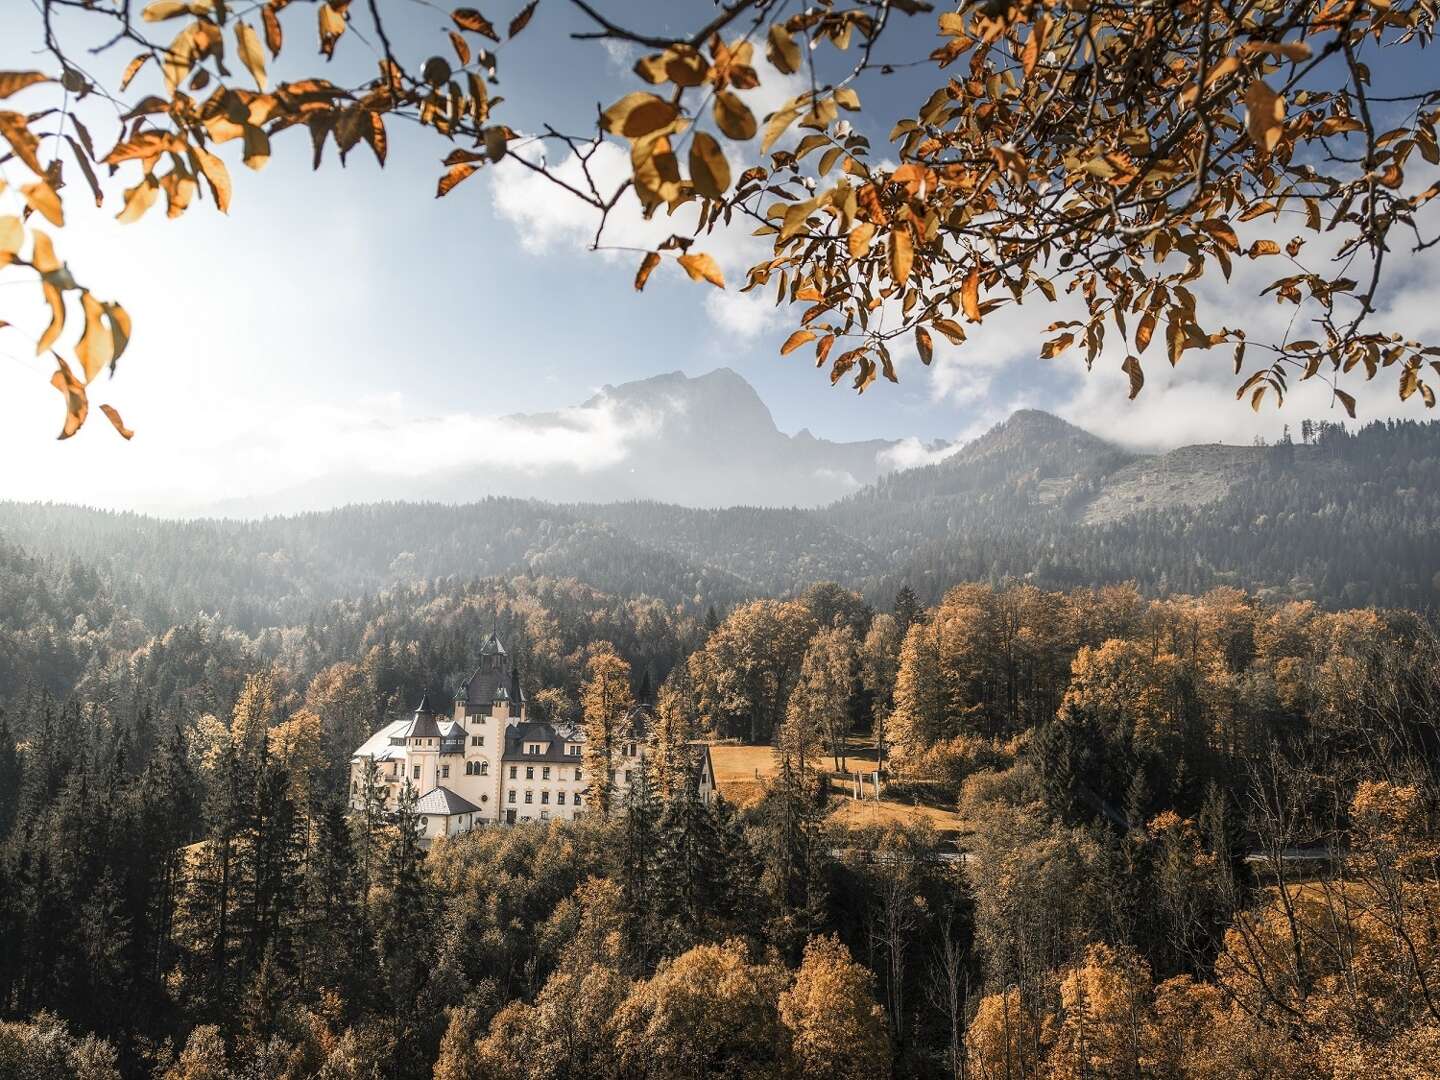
[625,770,633,784]
[575,767,583,781]
[525,766,534,779]
[351,781,357,793]
[441,764,450,779]
[527,743,540,754]
[480,762,489,776]
[525,791,533,804]
[471,735,483,747]
[509,766,517,779]
[540,810,550,820]
[542,766,550,780]
[628,742,637,757]
[575,793,584,806]
[420,817,429,829]
[558,791,566,805]
[507,791,516,804]
[413,765,421,780]
[541,791,550,804]
[567,744,580,756]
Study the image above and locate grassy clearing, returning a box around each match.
[706,739,969,839]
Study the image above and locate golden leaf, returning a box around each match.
[263,4,284,55]
[21,180,63,226]
[75,292,114,381]
[318,2,347,59]
[449,30,471,66]
[100,404,134,440]
[634,251,661,291]
[509,0,538,38]
[0,111,44,175]
[1247,239,1281,258]
[760,104,798,153]
[1136,310,1156,353]
[142,0,205,20]
[194,146,231,212]
[689,132,731,199]
[601,92,679,139]
[714,92,758,142]
[38,282,65,355]
[0,72,49,99]
[236,21,268,90]
[242,124,271,170]
[437,161,480,197]
[889,228,913,284]
[0,215,21,258]
[677,252,725,289]
[29,229,60,274]
[106,302,132,367]
[1122,355,1144,399]
[1245,79,1285,154]
[932,318,965,345]
[781,330,817,356]
[766,25,801,74]
[1334,388,1356,418]
[961,265,981,321]
[117,176,159,223]
[119,54,151,91]
[103,130,187,165]
[452,8,499,40]
[1237,41,1312,61]
[915,326,934,365]
[848,222,875,260]
[51,355,88,440]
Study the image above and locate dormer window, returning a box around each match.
[527,743,540,754]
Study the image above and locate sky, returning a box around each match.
[1,1,1437,512]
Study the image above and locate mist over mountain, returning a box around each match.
[3,374,1439,624]
[204,368,907,516]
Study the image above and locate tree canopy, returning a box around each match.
[3,0,1439,439]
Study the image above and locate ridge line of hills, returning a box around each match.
[2,404,1438,630]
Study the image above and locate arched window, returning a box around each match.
[464,761,473,775]
[480,762,490,776]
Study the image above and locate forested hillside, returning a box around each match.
[3,567,1437,1078]
[4,416,1437,621]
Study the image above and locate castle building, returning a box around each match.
[349,633,714,843]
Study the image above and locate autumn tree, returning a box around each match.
[779,934,891,1080]
[651,664,699,802]
[700,599,816,744]
[16,1,1433,440]
[580,643,634,817]
[783,623,858,772]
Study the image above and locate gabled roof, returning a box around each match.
[415,786,482,816]
[503,719,585,762]
[479,632,506,656]
[353,720,410,760]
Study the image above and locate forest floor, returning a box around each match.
[707,738,970,840]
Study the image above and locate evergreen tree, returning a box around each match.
[654,773,722,950]
[616,757,660,970]
[894,584,923,635]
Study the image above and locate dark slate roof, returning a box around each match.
[463,634,525,707]
[400,708,442,741]
[503,720,584,763]
[479,632,506,656]
[415,786,482,816]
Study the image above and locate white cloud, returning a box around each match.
[877,437,960,471]
[704,289,783,339]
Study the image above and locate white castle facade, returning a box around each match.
[349,633,713,843]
